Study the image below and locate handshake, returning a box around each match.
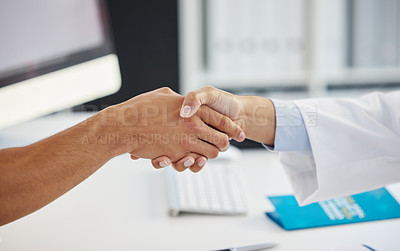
[100,86,277,172]
[4,87,396,226]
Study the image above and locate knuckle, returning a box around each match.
[235,125,243,135]
[216,136,229,152]
[186,91,198,101]
[187,91,196,96]
[202,86,214,92]
[221,135,230,150]
[219,116,229,129]
[160,87,172,93]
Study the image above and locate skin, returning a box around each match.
[151,86,276,171]
[181,86,276,144]
[0,87,244,226]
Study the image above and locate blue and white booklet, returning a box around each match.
[266,188,400,230]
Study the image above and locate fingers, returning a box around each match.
[172,156,194,172]
[189,138,220,160]
[196,124,230,152]
[172,153,207,173]
[150,154,207,173]
[198,106,245,142]
[180,86,219,118]
[190,156,207,173]
[180,86,238,119]
[150,156,172,169]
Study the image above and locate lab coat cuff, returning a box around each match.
[269,99,312,152]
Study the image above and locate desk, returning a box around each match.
[0,113,399,251]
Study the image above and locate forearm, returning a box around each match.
[0,110,120,226]
[237,95,276,145]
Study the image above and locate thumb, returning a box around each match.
[181,86,229,118]
[180,91,209,118]
[180,86,238,119]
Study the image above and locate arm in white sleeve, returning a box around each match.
[263,99,311,152]
[271,92,400,205]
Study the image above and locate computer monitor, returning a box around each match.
[0,0,121,130]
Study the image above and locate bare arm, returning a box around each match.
[0,112,116,226]
[0,87,242,226]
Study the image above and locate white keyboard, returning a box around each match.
[165,162,247,216]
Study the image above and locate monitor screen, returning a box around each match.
[0,0,113,88]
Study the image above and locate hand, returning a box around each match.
[180,86,276,145]
[148,86,275,172]
[103,87,244,164]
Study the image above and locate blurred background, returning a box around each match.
[92,0,400,146]
[95,0,400,104]
[180,0,400,98]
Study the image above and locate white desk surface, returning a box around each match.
[0,113,399,251]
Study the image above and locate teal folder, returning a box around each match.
[266,188,400,230]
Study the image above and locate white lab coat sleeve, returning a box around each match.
[278,91,400,206]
